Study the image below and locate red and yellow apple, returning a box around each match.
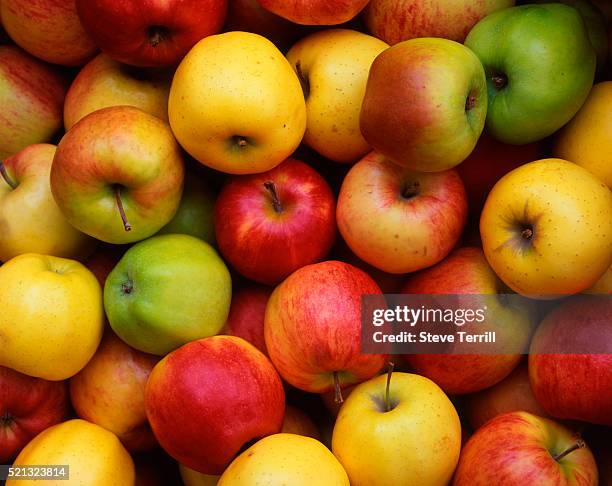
[258,0,369,25]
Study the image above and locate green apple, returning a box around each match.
[157,173,216,245]
[465,3,596,144]
[104,234,231,355]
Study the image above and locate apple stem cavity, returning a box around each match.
[553,440,586,462]
[0,161,17,189]
[384,361,395,413]
[114,185,132,232]
[1,411,13,426]
[147,26,169,48]
[295,60,310,100]
[333,371,343,404]
[521,226,533,240]
[465,91,477,111]
[491,73,508,91]
[263,181,283,213]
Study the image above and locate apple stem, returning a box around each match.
[148,26,167,47]
[521,228,533,240]
[491,74,508,90]
[333,371,343,404]
[114,186,132,232]
[263,181,283,213]
[553,440,585,462]
[385,361,395,412]
[0,161,17,189]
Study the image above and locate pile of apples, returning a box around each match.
[0,0,611,485]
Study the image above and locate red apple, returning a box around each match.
[401,247,535,394]
[464,361,550,430]
[223,284,272,356]
[70,330,160,452]
[0,45,68,159]
[454,411,598,486]
[456,134,544,220]
[1,0,97,66]
[336,151,467,274]
[364,0,515,45]
[215,158,336,285]
[75,0,228,67]
[257,0,370,25]
[264,260,387,398]
[0,366,69,463]
[84,245,126,287]
[529,295,612,426]
[145,335,285,475]
[281,405,320,440]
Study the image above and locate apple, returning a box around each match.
[215,158,335,285]
[529,295,612,426]
[70,330,160,452]
[480,159,612,297]
[453,411,598,485]
[64,53,172,130]
[0,45,67,160]
[464,362,549,430]
[364,0,514,45]
[104,234,231,356]
[1,0,97,66]
[51,106,185,244]
[223,284,272,356]
[8,419,135,486]
[336,151,467,274]
[584,264,612,295]
[264,260,387,397]
[554,81,612,188]
[84,245,126,287]
[257,0,369,25]
[0,143,95,262]
[455,133,543,220]
[75,0,227,67]
[332,372,461,485]
[168,31,306,175]
[360,37,486,172]
[180,464,219,486]
[145,335,285,475]
[0,366,69,463]
[281,405,320,440]
[285,29,388,163]
[0,253,104,380]
[465,3,596,144]
[401,247,535,394]
[157,171,216,245]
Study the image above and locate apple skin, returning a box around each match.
[285,29,389,163]
[364,0,514,45]
[0,46,68,160]
[84,245,126,287]
[64,53,172,130]
[223,285,272,356]
[360,37,487,172]
[264,260,387,394]
[281,405,320,440]
[51,106,185,244]
[1,0,97,66]
[168,31,306,175]
[453,411,598,486]
[75,0,227,67]
[584,264,612,295]
[464,361,549,430]
[215,158,336,285]
[70,330,160,452]
[480,158,612,297]
[465,3,596,145]
[0,143,95,263]
[529,296,612,426]
[336,151,467,274]
[0,366,70,463]
[145,335,285,475]
[401,247,535,395]
[104,234,232,356]
[332,372,461,486]
[258,0,369,25]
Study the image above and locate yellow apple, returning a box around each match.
[286,29,388,163]
[7,419,134,486]
[332,372,461,486]
[168,31,306,175]
[0,253,104,380]
[554,81,612,188]
[179,464,220,486]
[64,53,172,130]
[218,434,349,486]
[480,158,612,297]
[0,144,95,262]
